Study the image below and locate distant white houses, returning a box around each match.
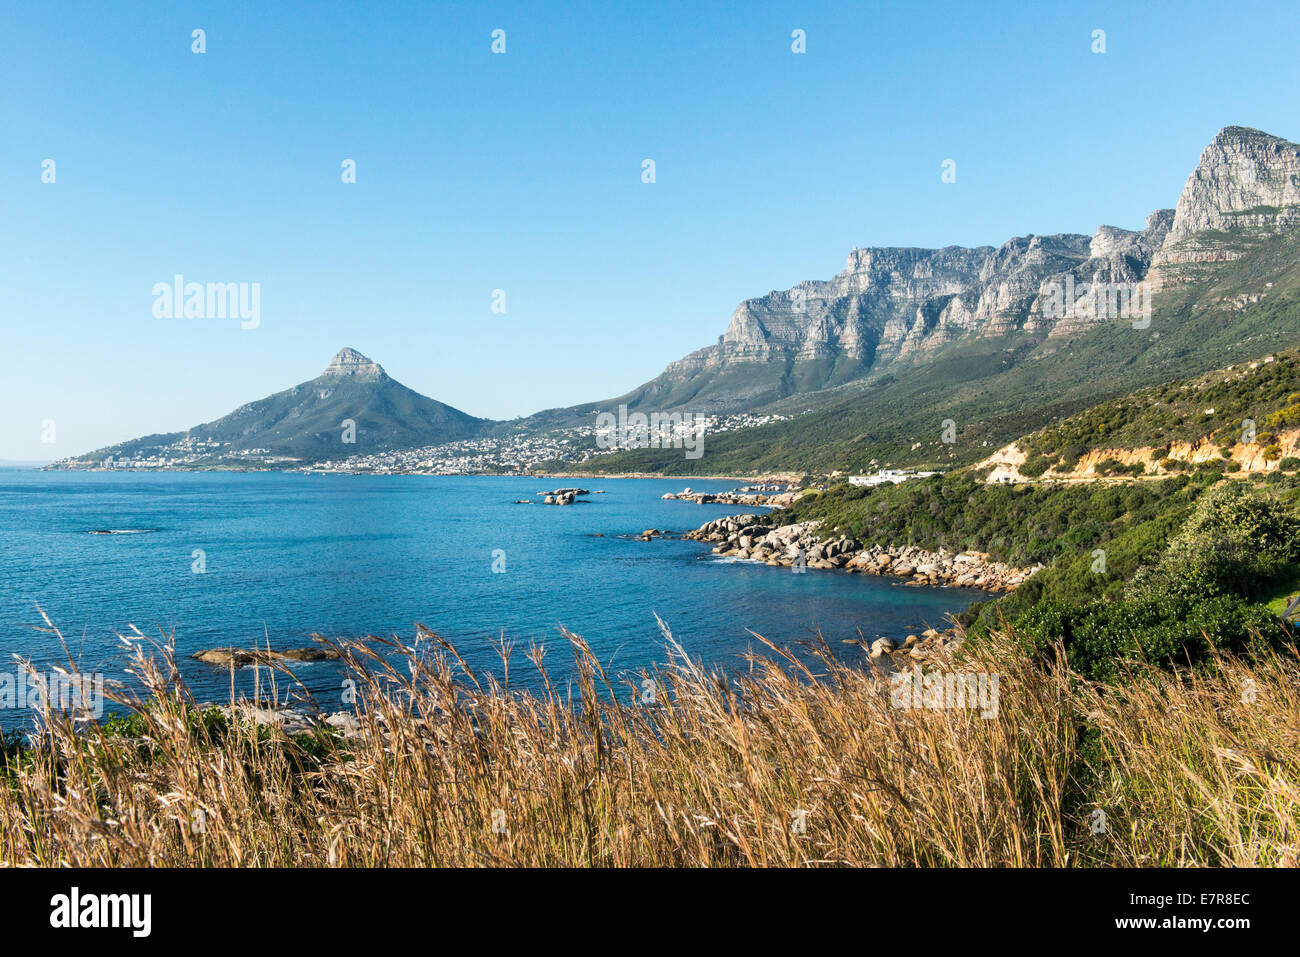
[848,468,938,487]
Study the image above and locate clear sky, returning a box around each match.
[3,0,1299,460]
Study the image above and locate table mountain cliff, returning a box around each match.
[597,125,1300,418]
[575,125,1300,474]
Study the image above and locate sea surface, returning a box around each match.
[0,471,990,727]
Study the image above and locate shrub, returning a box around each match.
[1059,445,1088,470]
[1019,453,1055,478]
[1128,482,1300,602]
[1010,595,1287,682]
[1265,402,1300,429]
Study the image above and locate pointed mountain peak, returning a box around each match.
[322,348,385,379]
[1165,125,1300,245]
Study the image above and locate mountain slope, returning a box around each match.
[68,349,490,467]
[602,125,1300,422]
[977,347,1300,481]
[571,126,1300,475]
[59,125,1300,477]
[578,231,1300,476]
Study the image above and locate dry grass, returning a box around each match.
[1,616,1297,867]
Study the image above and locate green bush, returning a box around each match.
[1009,595,1288,682]
[1127,482,1300,602]
[1019,453,1056,478]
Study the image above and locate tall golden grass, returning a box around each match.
[2,616,1296,867]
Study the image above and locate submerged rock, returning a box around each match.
[192,646,341,667]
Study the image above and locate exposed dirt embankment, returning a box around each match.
[977,429,1300,483]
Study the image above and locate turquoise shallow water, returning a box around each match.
[0,471,989,726]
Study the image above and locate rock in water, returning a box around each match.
[193,646,340,667]
[869,637,897,658]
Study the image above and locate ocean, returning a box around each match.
[0,471,988,727]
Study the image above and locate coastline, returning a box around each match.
[535,471,802,482]
[39,464,797,483]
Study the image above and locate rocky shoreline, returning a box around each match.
[661,485,802,507]
[685,515,1041,592]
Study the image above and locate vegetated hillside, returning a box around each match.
[768,466,1300,681]
[1003,348,1300,478]
[71,349,490,466]
[776,473,1203,571]
[576,227,1300,477]
[754,350,1300,681]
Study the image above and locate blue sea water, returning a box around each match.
[0,471,989,727]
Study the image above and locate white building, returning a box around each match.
[848,468,938,487]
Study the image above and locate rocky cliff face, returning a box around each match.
[647,225,1165,410]
[1148,127,1300,285]
[629,126,1299,414]
[1165,126,1300,244]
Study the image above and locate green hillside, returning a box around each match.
[1018,349,1300,471]
[746,337,1300,681]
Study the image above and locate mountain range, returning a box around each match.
[65,124,1300,474]
[569,124,1300,474]
[591,125,1300,417]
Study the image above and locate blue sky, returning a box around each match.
[3,0,1299,460]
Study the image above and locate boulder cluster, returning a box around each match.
[214,703,353,737]
[542,487,589,505]
[849,628,964,661]
[662,487,800,507]
[685,515,1041,591]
